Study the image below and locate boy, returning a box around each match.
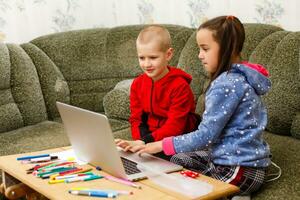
[116,25,199,153]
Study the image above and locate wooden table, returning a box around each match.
[0,147,239,200]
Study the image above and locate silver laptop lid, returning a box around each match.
[56,102,128,179]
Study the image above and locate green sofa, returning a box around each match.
[0,24,299,200]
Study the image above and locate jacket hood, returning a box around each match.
[155,66,192,84]
[230,62,271,95]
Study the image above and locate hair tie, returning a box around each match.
[226,15,235,20]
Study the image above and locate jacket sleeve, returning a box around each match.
[170,80,243,153]
[151,82,196,141]
[129,79,143,140]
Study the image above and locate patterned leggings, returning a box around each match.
[170,151,267,195]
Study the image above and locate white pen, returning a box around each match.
[65,175,102,183]
[55,172,93,180]
[21,156,58,164]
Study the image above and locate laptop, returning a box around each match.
[56,102,183,181]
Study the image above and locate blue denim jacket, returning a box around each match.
[172,63,271,167]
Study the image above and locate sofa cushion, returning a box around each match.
[21,43,70,120]
[242,24,283,60]
[103,79,132,120]
[249,31,289,67]
[30,28,120,113]
[104,88,130,120]
[253,131,300,200]
[0,121,68,156]
[177,31,208,99]
[0,44,24,133]
[291,112,300,139]
[0,43,48,134]
[8,44,48,125]
[113,128,132,141]
[249,31,300,136]
[0,103,24,133]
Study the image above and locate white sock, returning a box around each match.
[231,195,251,200]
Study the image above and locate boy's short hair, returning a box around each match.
[136,25,171,51]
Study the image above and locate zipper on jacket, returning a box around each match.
[150,80,154,114]
[150,80,160,128]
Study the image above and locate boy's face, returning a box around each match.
[137,40,173,81]
[196,28,220,74]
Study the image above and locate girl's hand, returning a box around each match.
[115,139,145,152]
[137,141,163,155]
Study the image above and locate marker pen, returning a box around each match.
[55,172,94,180]
[17,154,50,161]
[65,175,102,183]
[69,190,116,198]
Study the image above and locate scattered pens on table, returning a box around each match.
[21,155,140,193]
[28,161,93,180]
[59,167,93,176]
[39,164,75,172]
[48,167,93,180]
[26,161,75,174]
[35,167,78,178]
[105,175,142,189]
[54,172,93,180]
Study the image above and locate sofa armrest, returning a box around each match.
[103,79,133,120]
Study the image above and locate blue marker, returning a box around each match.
[69,190,116,198]
[17,154,50,161]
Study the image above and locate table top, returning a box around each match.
[0,147,239,200]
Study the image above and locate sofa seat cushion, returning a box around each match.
[113,127,132,141]
[0,121,68,156]
[253,131,300,200]
[103,79,132,120]
[109,118,130,133]
[291,112,300,139]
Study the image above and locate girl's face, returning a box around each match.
[196,28,220,74]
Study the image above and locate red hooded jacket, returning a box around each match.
[129,66,199,143]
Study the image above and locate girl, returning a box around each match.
[136,16,271,199]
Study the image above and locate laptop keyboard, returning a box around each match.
[121,157,141,175]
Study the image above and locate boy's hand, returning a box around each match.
[115,139,145,152]
[137,141,163,156]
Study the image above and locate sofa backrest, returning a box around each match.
[1,23,298,138]
[249,30,300,137]
[0,43,47,133]
[28,25,194,119]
